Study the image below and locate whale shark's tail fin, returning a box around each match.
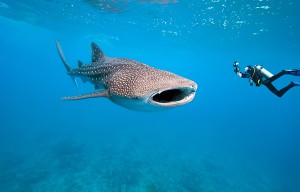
[56,40,78,89]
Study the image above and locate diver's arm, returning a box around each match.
[233,62,249,78]
[235,68,248,78]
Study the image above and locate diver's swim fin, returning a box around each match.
[291,81,300,86]
[290,69,300,76]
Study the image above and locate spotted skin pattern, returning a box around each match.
[56,41,197,111]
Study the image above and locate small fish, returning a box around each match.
[56,41,197,111]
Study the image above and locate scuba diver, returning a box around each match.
[233,61,300,97]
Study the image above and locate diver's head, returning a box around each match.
[245,66,253,74]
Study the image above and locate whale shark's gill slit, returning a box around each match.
[152,88,192,103]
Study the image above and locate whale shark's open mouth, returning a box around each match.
[149,86,197,107]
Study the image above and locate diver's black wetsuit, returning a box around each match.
[234,62,300,97]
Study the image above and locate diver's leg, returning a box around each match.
[264,69,300,84]
[264,82,295,97]
[264,70,288,84]
[264,83,282,97]
[277,83,296,97]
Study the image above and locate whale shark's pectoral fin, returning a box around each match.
[62,90,109,100]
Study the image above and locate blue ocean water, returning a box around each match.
[0,0,300,191]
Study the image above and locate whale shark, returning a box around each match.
[56,41,197,111]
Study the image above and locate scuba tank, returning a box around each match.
[254,65,273,79]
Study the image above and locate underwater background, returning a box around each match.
[0,0,300,191]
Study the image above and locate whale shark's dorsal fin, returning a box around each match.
[78,60,84,68]
[91,42,106,64]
